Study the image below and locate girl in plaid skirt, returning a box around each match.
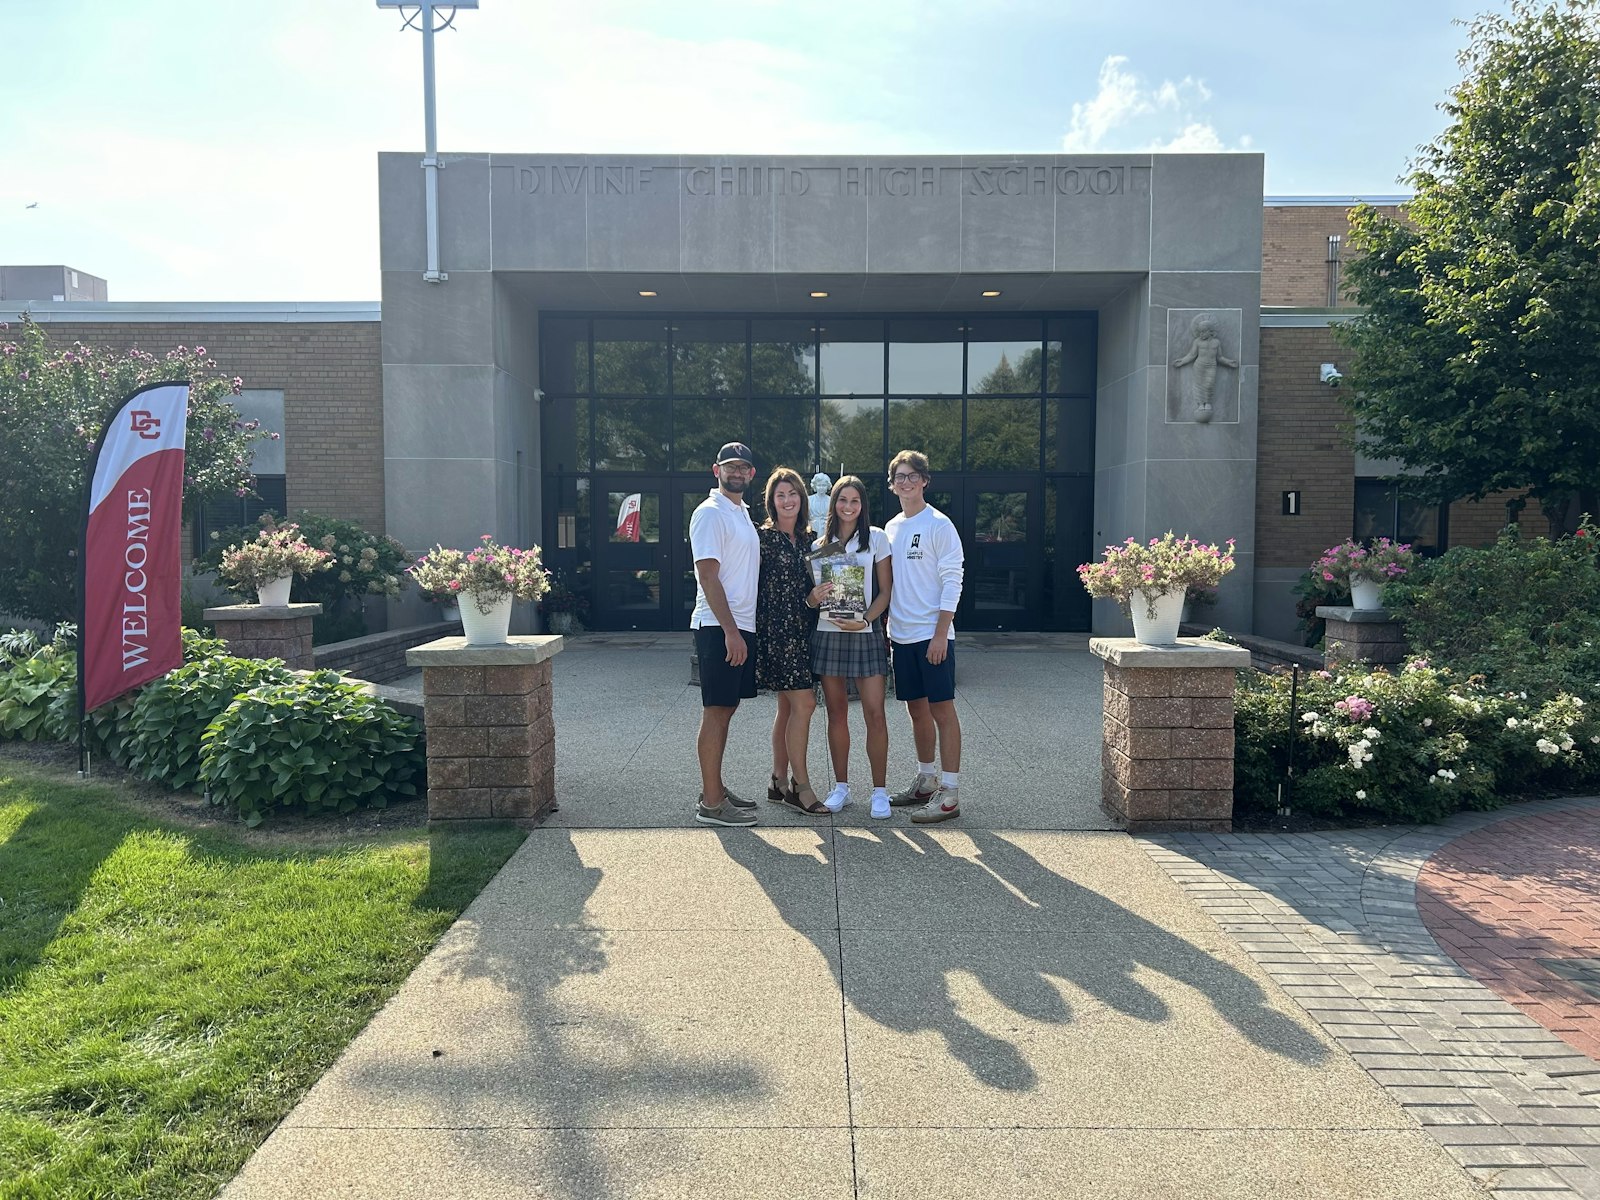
[807,476,895,818]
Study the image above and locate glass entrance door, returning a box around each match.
[593,476,674,630]
[961,477,1042,630]
[887,477,1042,631]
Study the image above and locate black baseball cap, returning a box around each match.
[715,441,755,466]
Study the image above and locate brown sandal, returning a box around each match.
[767,773,792,804]
[784,783,829,816]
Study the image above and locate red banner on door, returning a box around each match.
[615,492,642,542]
[80,381,190,713]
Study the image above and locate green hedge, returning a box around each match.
[200,672,424,826]
[0,629,423,825]
[1384,523,1600,698]
[123,656,294,790]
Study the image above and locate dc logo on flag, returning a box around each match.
[129,411,162,439]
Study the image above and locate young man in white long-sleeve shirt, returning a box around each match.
[883,449,964,823]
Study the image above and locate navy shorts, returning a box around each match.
[697,625,758,708]
[892,639,956,704]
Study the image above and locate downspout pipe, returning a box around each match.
[420,1,445,283]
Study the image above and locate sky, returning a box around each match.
[0,0,1504,302]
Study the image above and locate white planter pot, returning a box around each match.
[1129,587,1185,646]
[257,574,293,607]
[1349,577,1384,610]
[458,594,513,645]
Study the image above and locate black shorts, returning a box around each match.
[697,625,758,708]
[892,639,957,704]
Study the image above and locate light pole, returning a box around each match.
[377,2,478,284]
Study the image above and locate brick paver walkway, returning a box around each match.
[1419,810,1600,1064]
[1141,798,1600,1199]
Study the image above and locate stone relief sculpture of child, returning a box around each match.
[1171,313,1237,423]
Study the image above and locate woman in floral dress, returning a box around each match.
[756,467,833,815]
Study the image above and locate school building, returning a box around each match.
[10,153,1522,642]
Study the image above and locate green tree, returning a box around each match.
[0,317,270,622]
[1337,0,1600,534]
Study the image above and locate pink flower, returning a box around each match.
[1333,695,1374,722]
[1322,571,1334,582]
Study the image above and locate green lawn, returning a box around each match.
[0,761,526,1199]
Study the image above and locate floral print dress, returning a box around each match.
[756,525,816,692]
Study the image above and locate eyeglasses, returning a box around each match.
[718,463,754,474]
[890,472,924,484]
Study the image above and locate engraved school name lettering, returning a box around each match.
[511,164,1149,199]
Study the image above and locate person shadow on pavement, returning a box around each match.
[721,826,1329,1093]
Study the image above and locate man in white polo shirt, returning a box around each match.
[689,441,762,827]
[884,449,964,823]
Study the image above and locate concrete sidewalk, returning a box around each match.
[219,638,1535,1198]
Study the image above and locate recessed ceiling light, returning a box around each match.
[638,290,657,297]
[810,290,829,298]
[981,289,1002,298]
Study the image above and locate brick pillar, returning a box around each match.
[405,635,564,826]
[204,602,322,670]
[1315,606,1409,666]
[1089,637,1251,833]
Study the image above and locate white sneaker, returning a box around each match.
[910,786,961,824]
[869,788,892,820]
[823,783,851,813]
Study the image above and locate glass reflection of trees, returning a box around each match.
[548,316,1094,475]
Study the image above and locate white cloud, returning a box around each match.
[1061,55,1244,155]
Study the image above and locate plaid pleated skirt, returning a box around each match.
[810,628,889,679]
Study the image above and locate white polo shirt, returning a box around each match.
[688,488,760,632]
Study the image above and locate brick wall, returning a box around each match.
[1450,491,1549,546]
[1262,204,1405,308]
[1257,326,1355,567]
[38,320,384,532]
[1258,325,1549,568]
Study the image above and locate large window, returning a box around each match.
[540,312,1098,630]
[540,315,1095,476]
[1354,478,1445,554]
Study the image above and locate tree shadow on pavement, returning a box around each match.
[338,829,768,1200]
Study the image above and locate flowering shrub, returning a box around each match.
[1234,658,1599,822]
[216,520,333,597]
[1384,520,1600,699]
[1078,532,1235,617]
[1314,537,1417,586]
[0,315,274,622]
[410,535,550,615]
[198,511,410,642]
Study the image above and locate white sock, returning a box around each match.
[917,761,936,777]
[941,771,959,789]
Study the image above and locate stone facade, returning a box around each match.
[379,152,1265,636]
